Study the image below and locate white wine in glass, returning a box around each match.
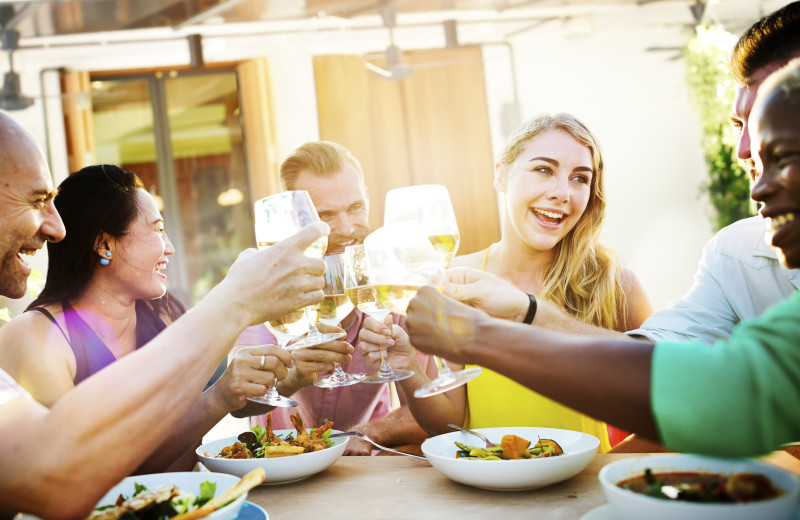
[250,190,340,407]
[314,254,364,388]
[344,244,414,383]
[384,184,461,266]
[382,185,481,398]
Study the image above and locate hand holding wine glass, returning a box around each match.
[313,254,365,388]
[250,190,343,407]
[382,185,481,397]
[344,243,414,383]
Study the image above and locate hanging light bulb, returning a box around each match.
[217,184,244,206]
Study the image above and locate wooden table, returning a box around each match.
[246,452,800,519]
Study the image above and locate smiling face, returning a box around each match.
[0,116,66,298]
[750,73,800,268]
[495,129,593,254]
[731,64,785,180]
[105,189,174,300]
[293,163,370,254]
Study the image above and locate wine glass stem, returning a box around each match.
[378,348,395,377]
[330,363,347,382]
[265,380,280,399]
[434,355,452,375]
[304,307,322,342]
[265,337,290,399]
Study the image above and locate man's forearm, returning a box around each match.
[534,299,630,338]
[356,406,428,446]
[0,297,251,518]
[469,317,660,440]
[134,386,231,474]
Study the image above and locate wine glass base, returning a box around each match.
[413,367,482,398]
[286,331,347,350]
[313,372,366,388]
[361,368,415,384]
[247,394,299,407]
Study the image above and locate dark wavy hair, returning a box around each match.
[29,164,185,320]
[731,1,800,86]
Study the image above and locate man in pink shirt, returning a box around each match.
[236,141,429,455]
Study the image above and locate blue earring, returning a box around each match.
[100,251,111,266]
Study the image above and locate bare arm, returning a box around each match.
[446,267,654,338]
[134,345,292,473]
[406,287,659,440]
[0,223,328,520]
[347,405,429,455]
[0,311,77,406]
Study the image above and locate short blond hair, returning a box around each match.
[280,141,364,190]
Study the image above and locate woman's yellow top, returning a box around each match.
[465,246,612,453]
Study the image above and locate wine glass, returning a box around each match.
[383,184,460,265]
[343,244,413,383]
[313,254,365,388]
[383,184,482,398]
[249,190,342,407]
[260,193,346,352]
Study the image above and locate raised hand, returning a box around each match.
[446,267,529,322]
[217,222,329,326]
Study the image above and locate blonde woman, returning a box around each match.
[359,113,652,452]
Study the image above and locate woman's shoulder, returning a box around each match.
[4,303,65,336]
[617,267,653,330]
[449,250,487,269]
[0,305,71,365]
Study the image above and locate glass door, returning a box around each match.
[89,68,253,305]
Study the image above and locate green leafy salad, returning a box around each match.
[89,480,217,520]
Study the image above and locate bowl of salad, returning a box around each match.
[88,471,251,520]
[197,421,349,485]
[421,426,600,491]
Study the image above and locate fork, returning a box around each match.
[329,431,427,460]
[447,424,499,449]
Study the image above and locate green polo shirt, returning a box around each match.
[652,291,800,457]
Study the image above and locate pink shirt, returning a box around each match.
[236,310,427,431]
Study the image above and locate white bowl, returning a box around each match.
[421,426,600,491]
[197,429,349,485]
[93,472,246,520]
[599,454,800,520]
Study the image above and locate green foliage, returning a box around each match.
[685,25,755,231]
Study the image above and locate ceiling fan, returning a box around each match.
[0,5,33,111]
[362,4,477,81]
[364,4,413,80]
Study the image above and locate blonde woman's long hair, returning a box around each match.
[498,113,626,330]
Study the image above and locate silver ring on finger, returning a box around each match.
[259,354,266,370]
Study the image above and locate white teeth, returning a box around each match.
[19,249,36,257]
[770,213,796,231]
[533,208,564,220]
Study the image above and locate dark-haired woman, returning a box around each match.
[0,164,290,472]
